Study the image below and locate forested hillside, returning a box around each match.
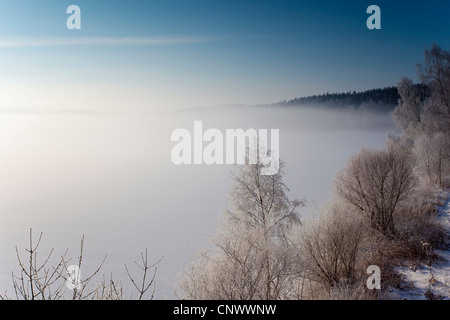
[276,87,400,111]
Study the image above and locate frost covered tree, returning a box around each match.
[418,44,450,116]
[413,132,450,187]
[392,78,429,137]
[392,45,450,186]
[296,201,364,288]
[393,44,450,137]
[178,161,304,300]
[334,143,416,236]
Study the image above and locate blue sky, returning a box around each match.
[0,0,449,112]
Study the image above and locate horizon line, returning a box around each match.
[0,36,214,47]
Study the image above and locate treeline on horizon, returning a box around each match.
[275,86,401,112]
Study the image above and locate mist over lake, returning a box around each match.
[0,106,398,298]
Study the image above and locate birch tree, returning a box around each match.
[179,161,304,300]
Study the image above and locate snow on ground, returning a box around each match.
[390,191,450,300]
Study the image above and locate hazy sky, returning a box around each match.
[0,0,449,113]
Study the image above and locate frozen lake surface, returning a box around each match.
[0,106,398,299]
